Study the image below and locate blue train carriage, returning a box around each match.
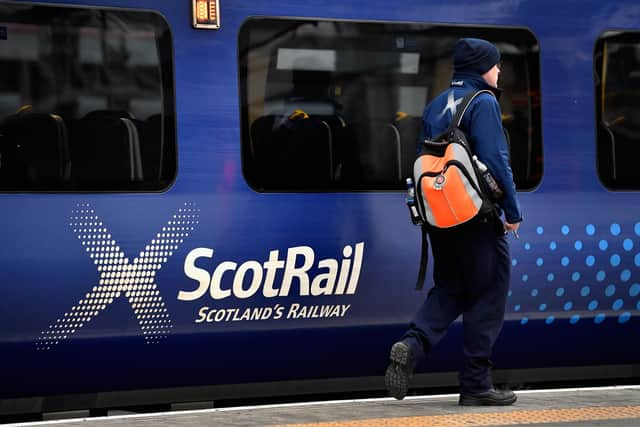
[0,0,639,417]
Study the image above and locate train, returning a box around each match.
[1,0,639,418]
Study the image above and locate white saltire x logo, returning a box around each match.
[36,202,200,351]
[437,92,463,120]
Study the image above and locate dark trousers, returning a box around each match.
[402,218,510,394]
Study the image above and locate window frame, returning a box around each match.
[594,30,640,191]
[238,16,543,193]
[0,1,178,193]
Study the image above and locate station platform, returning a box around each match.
[8,385,640,427]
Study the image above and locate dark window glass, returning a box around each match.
[0,3,176,191]
[595,31,640,190]
[239,18,542,192]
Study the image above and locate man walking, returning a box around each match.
[385,38,523,406]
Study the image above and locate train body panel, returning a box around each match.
[1,0,639,413]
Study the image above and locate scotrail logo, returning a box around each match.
[179,243,365,325]
[36,202,200,351]
[179,243,364,301]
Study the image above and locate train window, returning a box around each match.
[239,18,542,192]
[0,3,176,192]
[595,32,640,190]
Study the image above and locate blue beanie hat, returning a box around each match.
[453,38,501,75]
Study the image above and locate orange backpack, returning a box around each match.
[414,90,497,228]
[411,90,499,289]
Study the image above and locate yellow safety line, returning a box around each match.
[273,405,640,427]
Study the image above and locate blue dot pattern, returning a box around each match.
[621,270,631,282]
[611,254,621,267]
[611,224,621,236]
[511,221,639,326]
[605,284,616,297]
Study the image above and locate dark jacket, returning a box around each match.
[419,72,523,224]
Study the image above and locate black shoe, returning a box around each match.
[385,341,415,400]
[459,388,517,406]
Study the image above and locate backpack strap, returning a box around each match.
[415,224,429,290]
[450,89,495,129]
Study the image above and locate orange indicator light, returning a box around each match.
[192,0,220,29]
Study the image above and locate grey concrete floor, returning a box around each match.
[7,386,640,427]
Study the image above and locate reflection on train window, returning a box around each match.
[239,18,542,191]
[0,4,176,191]
[595,32,640,190]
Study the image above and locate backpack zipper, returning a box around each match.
[440,183,460,222]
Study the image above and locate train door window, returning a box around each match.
[0,3,176,191]
[595,31,640,190]
[239,18,542,192]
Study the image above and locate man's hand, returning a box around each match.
[504,221,521,239]
[504,221,520,232]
